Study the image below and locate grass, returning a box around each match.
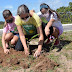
[1,66,9,72]
[11,66,20,70]
[6,58,11,63]
[0,31,72,72]
[0,24,3,29]
[47,54,59,63]
[10,55,16,59]
[46,70,53,72]
[0,36,2,47]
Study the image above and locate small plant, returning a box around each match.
[26,34,39,48]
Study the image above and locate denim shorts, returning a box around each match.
[10,31,19,38]
[13,33,19,38]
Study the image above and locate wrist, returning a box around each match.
[4,47,7,50]
[24,47,28,50]
[37,46,42,51]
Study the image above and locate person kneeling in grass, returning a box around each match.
[15,4,44,57]
[2,10,19,54]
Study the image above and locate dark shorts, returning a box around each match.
[15,34,38,51]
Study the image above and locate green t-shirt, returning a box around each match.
[15,13,41,35]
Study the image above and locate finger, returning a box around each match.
[36,54,37,57]
[34,52,38,58]
[34,53,36,57]
[7,51,9,54]
[8,51,10,54]
[25,51,29,56]
[5,52,7,54]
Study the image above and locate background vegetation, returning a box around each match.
[0,2,72,29]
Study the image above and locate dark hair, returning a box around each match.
[40,3,60,19]
[3,9,12,19]
[17,4,29,15]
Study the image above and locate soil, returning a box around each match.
[0,46,59,72]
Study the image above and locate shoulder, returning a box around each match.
[29,10,39,17]
[51,12,57,18]
[29,10,35,15]
[15,15,21,20]
[37,12,43,18]
[15,15,22,25]
[53,12,57,15]
[50,12,57,20]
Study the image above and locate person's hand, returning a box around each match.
[45,26,50,36]
[24,48,29,56]
[4,49,10,54]
[30,10,35,13]
[30,10,35,15]
[34,49,41,57]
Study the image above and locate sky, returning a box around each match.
[0,0,72,21]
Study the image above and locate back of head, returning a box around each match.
[3,9,12,19]
[17,4,29,15]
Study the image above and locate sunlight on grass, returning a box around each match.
[0,36,2,47]
[0,31,72,72]
[46,70,53,72]
[47,54,59,63]
[0,24,3,29]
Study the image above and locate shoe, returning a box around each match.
[45,35,54,44]
[54,39,60,46]
[49,35,55,42]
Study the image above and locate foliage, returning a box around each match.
[56,2,72,24]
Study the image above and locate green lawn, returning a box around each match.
[0,24,4,29]
[0,31,72,72]
[0,36,2,47]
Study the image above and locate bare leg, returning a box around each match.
[11,35,19,45]
[5,32,14,48]
[52,27,60,45]
[52,27,59,39]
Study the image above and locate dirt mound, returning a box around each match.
[26,54,59,72]
[0,47,59,72]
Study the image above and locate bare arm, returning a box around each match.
[37,25,44,51]
[2,33,10,54]
[45,19,55,36]
[34,25,44,57]
[2,33,7,49]
[16,25,29,55]
[47,19,55,28]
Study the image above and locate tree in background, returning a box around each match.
[56,2,72,24]
[0,21,4,24]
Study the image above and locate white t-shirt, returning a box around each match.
[38,12,63,33]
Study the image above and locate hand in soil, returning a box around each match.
[34,49,41,57]
[24,49,29,56]
[4,49,10,54]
